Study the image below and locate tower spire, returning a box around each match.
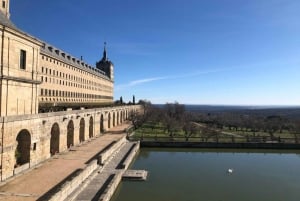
[102,42,107,61]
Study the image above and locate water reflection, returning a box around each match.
[111,148,300,201]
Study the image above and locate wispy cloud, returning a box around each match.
[115,67,238,91]
[115,57,300,92]
[116,76,168,91]
[129,77,168,86]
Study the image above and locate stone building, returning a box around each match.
[1,0,114,116]
[0,0,137,181]
[39,42,114,111]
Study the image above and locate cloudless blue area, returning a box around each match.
[10,0,300,105]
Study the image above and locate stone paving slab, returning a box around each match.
[0,123,131,201]
[74,141,136,201]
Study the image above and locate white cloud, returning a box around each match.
[115,67,242,91]
[129,77,167,86]
[115,76,169,91]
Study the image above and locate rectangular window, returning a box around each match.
[2,1,5,8]
[20,50,26,70]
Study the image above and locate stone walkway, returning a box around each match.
[74,141,136,201]
[0,123,130,201]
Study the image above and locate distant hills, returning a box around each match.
[154,104,300,120]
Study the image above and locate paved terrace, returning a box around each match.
[0,123,131,201]
[73,140,137,201]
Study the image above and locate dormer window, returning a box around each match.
[55,50,59,55]
[48,46,53,52]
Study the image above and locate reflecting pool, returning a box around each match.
[111,148,300,201]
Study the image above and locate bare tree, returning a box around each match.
[128,110,144,129]
[162,102,186,136]
[264,115,283,139]
[291,120,300,143]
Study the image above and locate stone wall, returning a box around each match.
[98,136,127,165]
[0,105,141,181]
[0,26,42,117]
[48,160,99,201]
[140,141,300,149]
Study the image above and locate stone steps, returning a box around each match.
[70,141,139,201]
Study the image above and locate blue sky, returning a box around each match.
[11,0,300,105]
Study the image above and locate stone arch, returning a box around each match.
[117,112,119,125]
[15,129,31,166]
[113,112,116,127]
[108,113,111,129]
[121,111,124,123]
[79,118,85,142]
[67,120,74,148]
[100,114,104,133]
[89,116,93,138]
[50,123,60,155]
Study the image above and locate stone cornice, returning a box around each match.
[0,25,43,47]
[1,75,42,84]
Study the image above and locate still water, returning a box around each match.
[111,148,300,201]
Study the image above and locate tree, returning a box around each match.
[128,110,144,129]
[133,95,135,105]
[200,127,221,142]
[291,120,300,143]
[120,96,123,104]
[162,102,186,136]
[264,115,283,139]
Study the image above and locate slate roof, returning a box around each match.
[0,11,17,29]
[40,43,109,79]
[0,11,110,80]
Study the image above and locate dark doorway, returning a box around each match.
[117,112,119,125]
[100,114,104,133]
[113,112,116,127]
[120,111,123,123]
[50,123,60,155]
[89,116,93,138]
[67,120,74,148]
[108,113,111,129]
[15,130,31,166]
[79,118,85,142]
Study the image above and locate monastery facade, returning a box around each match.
[0,0,138,181]
[0,0,114,117]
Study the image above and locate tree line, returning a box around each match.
[129,101,300,141]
